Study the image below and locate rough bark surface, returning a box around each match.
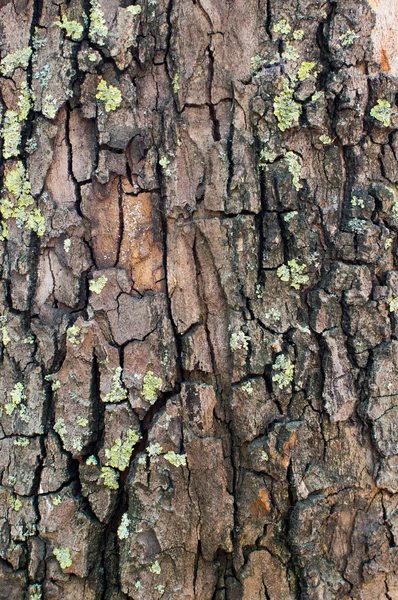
[0,0,398,598]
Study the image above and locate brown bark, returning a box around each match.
[0,0,398,598]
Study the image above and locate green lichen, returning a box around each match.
[1,162,46,239]
[272,354,294,389]
[86,455,98,465]
[273,19,291,35]
[155,585,166,594]
[297,61,316,81]
[105,429,140,471]
[142,371,162,404]
[64,238,71,252]
[100,466,119,490]
[0,47,32,77]
[2,110,21,159]
[72,437,83,451]
[172,73,180,93]
[89,0,108,45]
[250,55,265,75]
[9,495,22,512]
[277,259,309,290]
[284,151,302,191]
[103,367,128,403]
[259,147,277,168]
[311,91,324,102]
[147,442,163,457]
[117,513,130,539]
[282,42,299,62]
[230,330,250,352]
[76,416,88,427]
[273,78,302,132]
[66,325,81,344]
[42,95,58,120]
[164,451,187,467]
[149,560,161,574]
[56,15,84,41]
[370,99,392,127]
[89,274,107,294]
[96,79,122,112]
[339,29,358,47]
[127,4,142,15]
[14,437,30,447]
[319,134,333,145]
[52,380,61,391]
[54,547,72,569]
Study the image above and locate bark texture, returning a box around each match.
[0,0,398,598]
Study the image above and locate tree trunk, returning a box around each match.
[1,0,398,598]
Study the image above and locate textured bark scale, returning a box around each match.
[0,0,398,598]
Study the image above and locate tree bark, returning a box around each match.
[1,0,398,598]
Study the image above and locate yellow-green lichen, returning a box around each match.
[14,437,30,447]
[4,382,26,418]
[54,418,67,444]
[149,560,161,574]
[273,78,302,132]
[277,260,309,290]
[89,0,108,45]
[319,134,333,145]
[2,111,21,159]
[389,297,398,312]
[370,99,392,127]
[163,451,187,467]
[172,73,180,93]
[1,162,46,239]
[105,429,140,471]
[56,15,84,41]
[117,512,130,539]
[127,5,142,16]
[17,82,35,122]
[66,325,81,344]
[103,367,128,403]
[0,47,32,77]
[351,195,364,208]
[51,495,62,506]
[54,547,72,569]
[76,416,88,427]
[284,151,302,191]
[100,466,119,489]
[159,155,171,176]
[293,29,304,41]
[9,495,22,512]
[89,274,107,294]
[2,325,11,346]
[297,61,316,81]
[273,19,291,35]
[142,371,162,404]
[96,79,122,112]
[272,354,294,389]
